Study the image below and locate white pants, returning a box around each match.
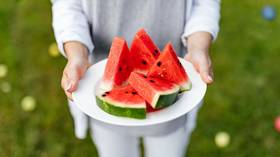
[69,101,202,157]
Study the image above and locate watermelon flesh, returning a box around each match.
[146,103,162,113]
[128,72,179,109]
[95,85,146,119]
[130,29,160,74]
[101,37,133,90]
[148,43,191,91]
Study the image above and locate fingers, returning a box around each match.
[199,60,214,84]
[184,52,214,84]
[66,67,81,93]
[61,60,90,100]
[185,53,200,73]
[65,91,73,101]
[61,66,82,100]
[61,73,73,100]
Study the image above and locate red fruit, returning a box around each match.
[102,37,133,90]
[128,72,179,109]
[96,85,146,119]
[147,43,191,91]
[130,29,160,74]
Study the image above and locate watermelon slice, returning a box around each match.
[95,85,146,119]
[128,72,179,109]
[130,29,160,74]
[148,43,191,91]
[101,37,133,90]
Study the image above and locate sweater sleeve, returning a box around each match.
[51,0,94,57]
[181,0,221,47]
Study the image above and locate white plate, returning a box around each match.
[73,58,206,127]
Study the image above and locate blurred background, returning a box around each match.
[0,0,280,156]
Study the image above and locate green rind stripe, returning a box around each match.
[155,91,179,109]
[96,96,146,119]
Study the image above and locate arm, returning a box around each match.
[51,0,94,57]
[182,0,221,84]
[51,0,93,99]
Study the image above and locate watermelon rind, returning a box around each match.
[96,96,146,119]
[180,80,192,92]
[151,86,180,109]
[99,81,113,91]
[153,90,179,109]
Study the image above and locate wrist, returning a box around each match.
[67,51,88,62]
[64,41,89,61]
[187,48,209,56]
[186,32,212,53]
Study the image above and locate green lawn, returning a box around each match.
[0,0,280,156]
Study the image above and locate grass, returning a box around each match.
[0,0,280,156]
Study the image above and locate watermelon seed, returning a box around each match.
[149,80,155,83]
[102,94,106,97]
[132,91,137,95]
[141,60,147,65]
[143,75,147,78]
[153,49,159,56]
[118,67,122,72]
[105,92,110,94]
[157,61,162,67]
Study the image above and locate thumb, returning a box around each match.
[66,69,80,93]
[66,60,90,93]
[199,60,213,84]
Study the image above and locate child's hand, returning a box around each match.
[184,32,214,84]
[61,41,90,100]
[184,50,213,84]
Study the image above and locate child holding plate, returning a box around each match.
[51,0,220,156]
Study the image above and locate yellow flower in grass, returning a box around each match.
[215,131,230,148]
[0,64,8,78]
[21,96,36,112]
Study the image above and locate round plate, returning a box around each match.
[73,58,206,127]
